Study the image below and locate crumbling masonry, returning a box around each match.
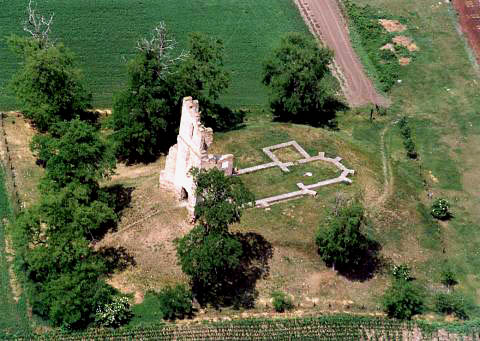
[159,97,234,214]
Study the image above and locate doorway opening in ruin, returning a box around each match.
[180,187,188,201]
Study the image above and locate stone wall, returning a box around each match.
[160,97,234,214]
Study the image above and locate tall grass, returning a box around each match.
[0,166,29,335]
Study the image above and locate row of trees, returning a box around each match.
[9,17,342,165]
[8,9,123,328]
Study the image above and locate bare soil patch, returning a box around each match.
[399,57,411,66]
[97,160,192,295]
[379,19,407,33]
[392,36,419,52]
[2,112,43,208]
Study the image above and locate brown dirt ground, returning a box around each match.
[399,57,411,66]
[379,19,407,33]
[453,0,480,64]
[97,159,192,301]
[392,35,419,52]
[294,0,389,107]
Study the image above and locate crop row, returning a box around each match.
[4,315,467,340]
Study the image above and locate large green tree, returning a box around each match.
[8,36,93,131]
[110,24,237,164]
[316,202,377,271]
[109,23,180,164]
[263,33,340,125]
[176,168,254,304]
[191,167,254,234]
[31,119,115,192]
[175,225,243,304]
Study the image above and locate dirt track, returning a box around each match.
[294,0,389,107]
[453,0,480,64]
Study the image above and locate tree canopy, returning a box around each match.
[8,36,93,131]
[110,25,239,164]
[191,167,255,234]
[31,119,116,191]
[263,33,342,126]
[316,202,377,271]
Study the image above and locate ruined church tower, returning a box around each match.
[160,97,234,214]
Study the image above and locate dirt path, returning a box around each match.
[294,0,389,107]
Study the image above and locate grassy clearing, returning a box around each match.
[0,167,29,335]
[0,0,308,110]
[348,0,480,317]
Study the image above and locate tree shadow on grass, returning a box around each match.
[90,184,134,241]
[272,97,349,130]
[193,232,273,309]
[102,184,134,216]
[334,240,384,282]
[98,246,137,275]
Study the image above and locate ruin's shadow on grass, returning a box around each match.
[193,232,273,309]
[98,246,137,274]
[335,240,383,282]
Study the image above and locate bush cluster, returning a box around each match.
[95,296,133,328]
[431,198,451,220]
[155,285,193,321]
[315,202,377,271]
[398,117,418,159]
[271,291,294,313]
[434,293,469,320]
[382,279,424,320]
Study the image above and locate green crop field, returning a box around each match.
[0,0,308,110]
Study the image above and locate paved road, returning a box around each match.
[295,0,389,107]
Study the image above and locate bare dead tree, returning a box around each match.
[136,22,188,77]
[23,0,54,48]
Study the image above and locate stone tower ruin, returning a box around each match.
[160,97,234,214]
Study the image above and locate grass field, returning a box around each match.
[346,0,480,312]
[0,0,308,110]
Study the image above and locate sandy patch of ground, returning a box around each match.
[393,36,419,52]
[97,160,192,296]
[379,19,407,33]
[399,57,411,66]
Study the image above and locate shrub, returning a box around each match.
[431,198,451,220]
[95,296,132,328]
[382,280,424,320]
[271,291,294,312]
[434,293,469,320]
[440,268,458,289]
[392,264,412,282]
[156,285,193,320]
